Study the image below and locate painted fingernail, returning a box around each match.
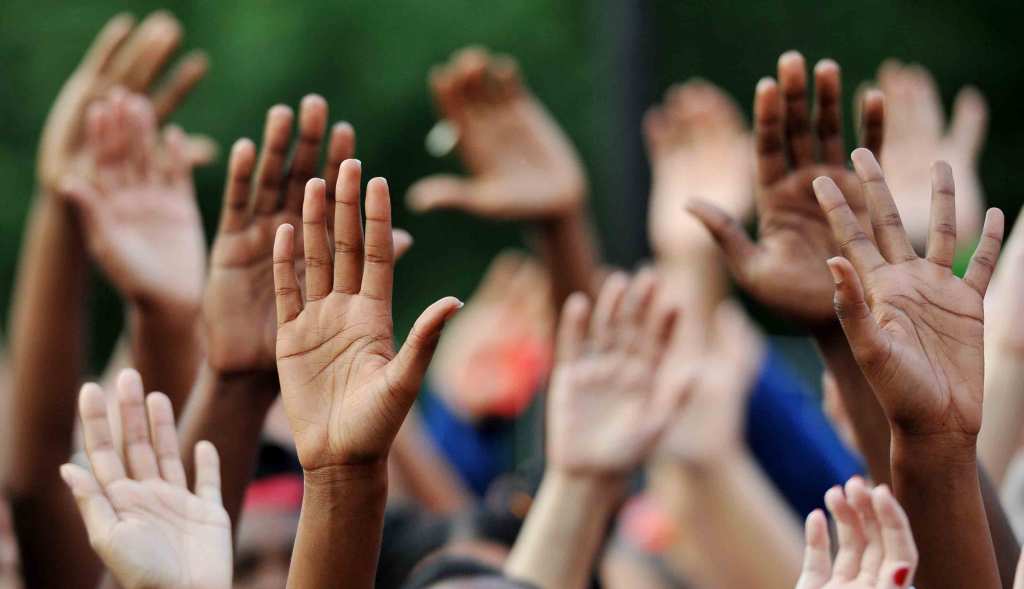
[893,566,910,586]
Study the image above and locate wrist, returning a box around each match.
[302,462,389,506]
[891,428,978,469]
[545,468,627,505]
[129,300,201,334]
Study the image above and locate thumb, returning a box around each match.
[407,174,475,213]
[949,86,987,160]
[686,199,759,283]
[826,256,889,369]
[388,297,464,408]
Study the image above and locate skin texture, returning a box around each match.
[61,370,231,589]
[505,272,687,589]
[812,147,1004,589]
[877,60,987,249]
[410,47,600,307]
[795,478,917,589]
[4,12,208,589]
[274,169,461,589]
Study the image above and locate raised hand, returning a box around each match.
[60,90,204,315]
[813,148,1003,440]
[796,478,917,589]
[689,51,884,323]
[407,47,586,220]
[273,167,462,471]
[878,61,987,248]
[39,11,210,195]
[644,79,753,259]
[60,370,230,589]
[547,270,688,474]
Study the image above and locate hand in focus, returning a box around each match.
[813,148,1004,441]
[796,477,917,589]
[60,369,230,589]
[408,47,586,220]
[878,61,987,248]
[273,167,462,471]
[60,90,205,315]
[429,250,554,420]
[644,79,753,258]
[39,11,211,195]
[547,270,688,476]
[689,51,885,323]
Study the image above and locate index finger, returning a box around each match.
[812,176,886,274]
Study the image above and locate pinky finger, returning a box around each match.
[60,463,119,540]
[963,208,1005,296]
[193,441,223,506]
[272,224,303,325]
[151,50,209,121]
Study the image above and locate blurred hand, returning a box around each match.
[273,167,462,471]
[408,47,586,220]
[59,90,204,315]
[429,250,554,420]
[60,370,230,589]
[878,61,987,249]
[38,11,211,195]
[984,206,1024,355]
[658,301,763,465]
[644,79,753,258]
[813,148,1004,441]
[547,271,688,476]
[796,478,917,589]
[689,51,885,323]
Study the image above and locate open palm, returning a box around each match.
[813,149,1004,438]
[61,370,230,589]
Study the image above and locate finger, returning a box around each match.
[218,139,257,233]
[813,176,886,273]
[393,228,414,260]
[556,293,592,363]
[272,224,303,325]
[814,59,845,165]
[151,50,209,121]
[851,148,916,263]
[429,63,463,122]
[858,88,885,158]
[825,485,867,581]
[185,134,219,166]
[388,297,464,408]
[778,51,814,167]
[925,161,957,267]
[827,257,890,369]
[406,174,474,213]
[754,77,788,185]
[161,125,192,185]
[949,86,988,160]
[323,122,356,204]
[145,393,187,488]
[617,268,659,353]
[332,159,364,293]
[590,272,630,351]
[795,509,832,589]
[847,477,884,584]
[964,208,1005,296]
[872,485,917,575]
[116,369,160,480]
[60,464,119,541]
[193,441,223,506]
[251,105,294,214]
[78,383,128,486]
[108,11,183,91]
[360,177,395,302]
[80,13,135,76]
[284,95,328,213]
[301,179,333,301]
[641,303,680,365]
[126,93,158,180]
[686,199,759,278]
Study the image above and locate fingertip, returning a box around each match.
[778,50,805,68]
[116,368,144,399]
[815,58,840,75]
[755,76,777,94]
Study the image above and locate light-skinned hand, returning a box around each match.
[60,369,230,589]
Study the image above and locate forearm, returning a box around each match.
[980,465,1021,589]
[535,208,603,307]
[891,432,1000,589]
[389,409,472,513]
[9,486,101,589]
[178,364,278,530]
[979,348,1024,485]
[129,304,202,414]
[505,471,623,589]
[287,463,388,589]
[653,453,802,589]
[814,327,892,483]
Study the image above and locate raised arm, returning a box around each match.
[274,169,461,589]
[505,271,688,589]
[4,12,207,589]
[408,48,599,306]
[811,148,1004,589]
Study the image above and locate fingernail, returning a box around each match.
[826,258,842,285]
[893,566,910,586]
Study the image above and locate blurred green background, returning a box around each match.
[1,0,1020,372]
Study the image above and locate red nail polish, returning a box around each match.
[893,566,910,586]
